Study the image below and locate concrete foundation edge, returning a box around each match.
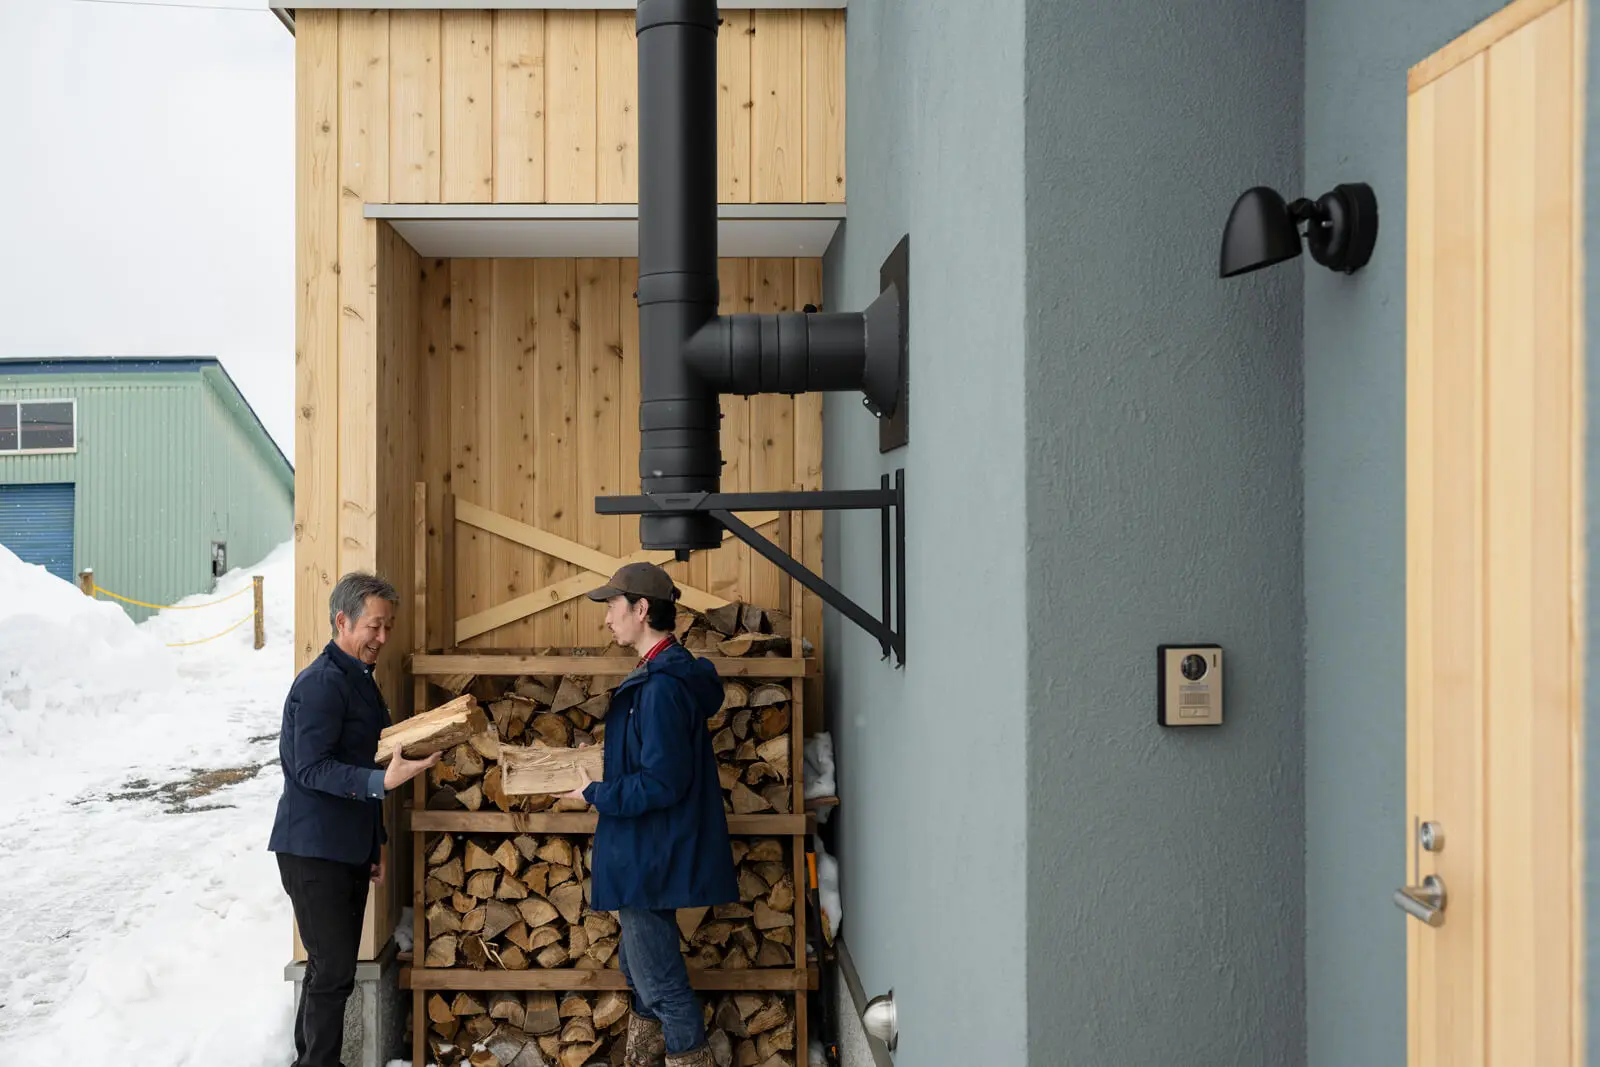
[833,938,893,1067]
[283,938,404,1067]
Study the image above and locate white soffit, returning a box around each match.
[368,203,847,259]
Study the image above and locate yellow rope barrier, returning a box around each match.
[163,611,258,648]
[91,583,252,611]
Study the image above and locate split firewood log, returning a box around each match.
[438,673,475,697]
[425,934,458,968]
[466,869,498,898]
[482,900,520,941]
[703,603,743,635]
[524,992,562,1034]
[530,712,574,747]
[376,695,489,762]
[717,633,791,657]
[501,743,605,796]
[551,676,588,714]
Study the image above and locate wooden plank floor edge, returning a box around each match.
[409,809,813,835]
[409,652,816,677]
[400,965,819,991]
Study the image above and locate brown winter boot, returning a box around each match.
[623,1012,666,1067]
[664,1045,715,1067]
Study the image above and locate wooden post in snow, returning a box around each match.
[78,569,93,596]
[253,576,265,650]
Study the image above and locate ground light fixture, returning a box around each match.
[1219,182,1379,277]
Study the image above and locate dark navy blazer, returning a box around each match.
[267,641,390,867]
[583,642,739,912]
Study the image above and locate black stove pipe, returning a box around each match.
[636,0,724,553]
[634,0,900,554]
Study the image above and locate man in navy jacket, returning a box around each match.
[269,572,438,1067]
[565,562,737,1067]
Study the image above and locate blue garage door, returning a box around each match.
[0,483,75,582]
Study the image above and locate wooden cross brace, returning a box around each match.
[452,498,778,643]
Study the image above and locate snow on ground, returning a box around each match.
[0,541,299,1063]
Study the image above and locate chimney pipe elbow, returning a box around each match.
[683,308,900,406]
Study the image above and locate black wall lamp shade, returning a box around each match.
[1220,182,1379,278]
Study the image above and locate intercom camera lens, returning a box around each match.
[1180,654,1207,681]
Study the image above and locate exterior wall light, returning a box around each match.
[862,989,898,1051]
[1219,182,1379,277]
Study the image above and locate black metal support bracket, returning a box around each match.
[596,472,907,666]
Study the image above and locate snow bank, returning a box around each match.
[0,540,301,803]
[0,544,179,774]
[813,834,843,942]
[0,539,300,1062]
[2,772,296,1063]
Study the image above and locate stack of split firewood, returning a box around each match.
[702,994,798,1067]
[421,834,797,973]
[422,988,629,1067]
[419,989,797,1067]
[386,601,799,817]
[678,838,797,969]
[422,832,609,971]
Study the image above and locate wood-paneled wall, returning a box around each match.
[293,8,840,957]
[295,10,428,701]
[306,7,843,207]
[296,4,844,671]
[417,255,824,662]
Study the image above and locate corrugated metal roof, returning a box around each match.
[0,357,292,480]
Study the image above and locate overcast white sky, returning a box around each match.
[0,0,295,456]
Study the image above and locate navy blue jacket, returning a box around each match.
[583,642,739,911]
[267,641,390,867]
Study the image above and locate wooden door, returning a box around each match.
[1405,0,1586,1062]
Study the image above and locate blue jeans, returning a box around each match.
[618,907,706,1054]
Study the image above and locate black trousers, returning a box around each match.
[277,852,371,1067]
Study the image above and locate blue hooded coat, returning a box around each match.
[583,641,739,911]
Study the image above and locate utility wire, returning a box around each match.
[69,0,264,12]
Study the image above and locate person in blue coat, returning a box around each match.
[564,562,738,1067]
[268,572,439,1067]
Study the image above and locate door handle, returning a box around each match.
[1395,817,1447,926]
[1393,875,1447,927]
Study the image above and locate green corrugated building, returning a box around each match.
[0,357,293,621]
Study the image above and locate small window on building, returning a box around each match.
[211,541,228,578]
[20,401,74,451]
[0,400,76,453]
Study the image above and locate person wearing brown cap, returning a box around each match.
[563,561,737,1067]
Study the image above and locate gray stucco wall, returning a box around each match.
[826,2,1599,1065]
[1021,2,1305,1065]
[822,0,1029,1063]
[1301,3,1506,1065]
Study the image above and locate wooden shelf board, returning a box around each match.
[408,809,812,835]
[401,966,817,992]
[409,652,814,678]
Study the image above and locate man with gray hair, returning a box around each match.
[269,571,439,1067]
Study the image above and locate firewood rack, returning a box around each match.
[398,481,824,1067]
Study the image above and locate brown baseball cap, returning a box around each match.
[585,561,681,603]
